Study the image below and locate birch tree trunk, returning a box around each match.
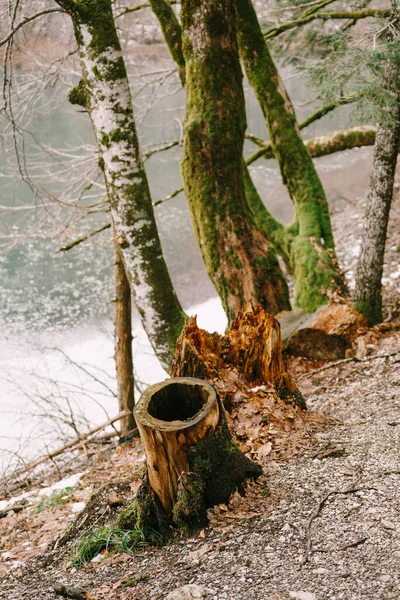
[236,0,347,312]
[180,0,290,321]
[57,0,186,368]
[354,2,400,325]
[113,228,135,437]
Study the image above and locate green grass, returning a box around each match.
[70,525,157,567]
[36,487,75,513]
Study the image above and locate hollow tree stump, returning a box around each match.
[129,377,261,529]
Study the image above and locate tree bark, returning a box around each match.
[113,227,135,437]
[132,377,261,527]
[149,0,186,86]
[236,0,348,312]
[281,304,367,360]
[246,126,377,165]
[354,2,400,325]
[59,0,186,368]
[180,0,290,321]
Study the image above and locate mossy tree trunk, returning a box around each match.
[236,0,347,312]
[56,0,186,368]
[113,226,135,437]
[149,0,186,86]
[354,2,400,325]
[180,0,290,321]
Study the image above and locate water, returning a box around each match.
[0,49,374,473]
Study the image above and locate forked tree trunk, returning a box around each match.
[113,229,135,437]
[236,0,348,311]
[150,0,290,319]
[58,0,186,368]
[180,0,290,320]
[133,378,261,526]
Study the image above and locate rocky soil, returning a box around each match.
[0,325,399,600]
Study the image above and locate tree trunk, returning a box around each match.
[59,0,186,368]
[236,0,348,312]
[132,377,261,527]
[113,227,135,437]
[180,0,290,321]
[354,2,400,325]
[149,0,186,86]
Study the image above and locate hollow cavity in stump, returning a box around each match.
[132,377,261,529]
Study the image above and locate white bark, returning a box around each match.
[70,9,185,368]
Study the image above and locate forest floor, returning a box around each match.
[0,176,399,600]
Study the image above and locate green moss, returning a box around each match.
[73,0,121,58]
[172,400,261,527]
[121,573,150,587]
[353,298,383,326]
[149,0,186,86]
[236,0,347,309]
[68,79,89,108]
[117,496,156,534]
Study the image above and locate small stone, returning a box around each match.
[381,520,396,530]
[166,584,214,600]
[289,592,318,600]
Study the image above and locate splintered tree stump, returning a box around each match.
[131,377,261,529]
[171,302,302,405]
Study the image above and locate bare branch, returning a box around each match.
[0,9,63,49]
[57,222,111,253]
[153,186,183,207]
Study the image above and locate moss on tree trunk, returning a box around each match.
[61,0,186,367]
[149,0,186,85]
[180,0,290,320]
[236,0,347,312]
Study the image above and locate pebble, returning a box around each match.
[381,520,396,530]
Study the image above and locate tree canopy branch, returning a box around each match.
[264,8,390,39]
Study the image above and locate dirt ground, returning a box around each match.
[0,174,399,600]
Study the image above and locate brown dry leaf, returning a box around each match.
[256,442,272,458]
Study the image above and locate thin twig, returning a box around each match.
[297,350,400,382]
[2,411,131,484]
[57,222,111,253]
[300,486,377,567]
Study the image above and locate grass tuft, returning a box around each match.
[70,525,160,567]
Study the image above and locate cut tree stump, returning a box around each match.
[280,304,368,361]
[127,377,261,529]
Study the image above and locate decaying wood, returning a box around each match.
[281,304,367,360]
[171,303,300,401]
[133,377,261,526]
[170,304,314,461]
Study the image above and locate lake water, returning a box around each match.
[0,49,373,474]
